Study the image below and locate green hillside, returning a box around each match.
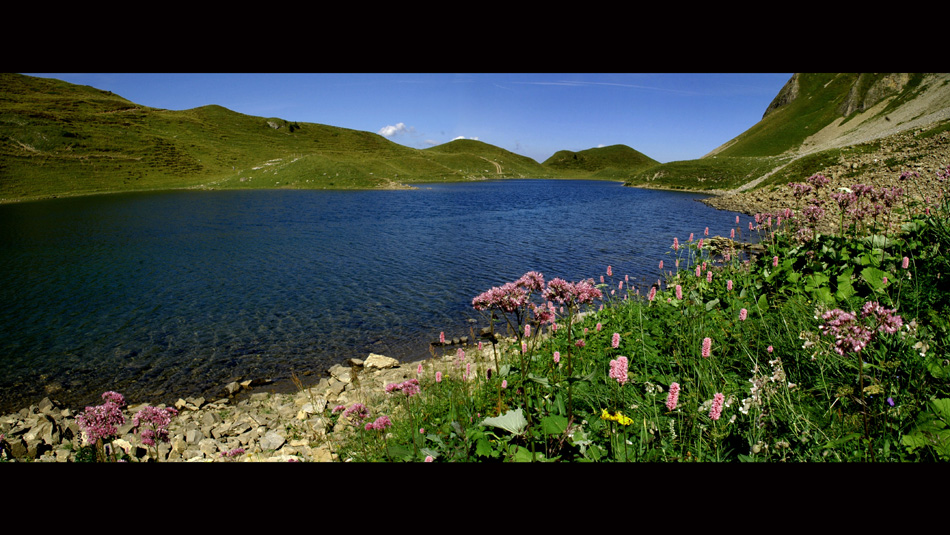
[542,144,658,179]
[623,73,950,192]
[0,73,564,202]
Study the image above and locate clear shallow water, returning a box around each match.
[0,180,749,413]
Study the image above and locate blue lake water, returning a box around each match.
[0,180,750,413]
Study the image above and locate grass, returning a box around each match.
[322,165,950,462]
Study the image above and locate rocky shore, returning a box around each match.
[0,342,492,462]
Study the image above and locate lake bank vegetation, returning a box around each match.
[320,166,950,462]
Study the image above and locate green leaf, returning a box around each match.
[540,414,569,436]
[479,408,528,436]
[705,298,720,311]
[860,266,888,291]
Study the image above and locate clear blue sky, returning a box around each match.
[26,73,792,164]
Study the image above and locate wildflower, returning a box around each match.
[525,324,531,337]
[887,397,895,407]
[773,256,779,267]
[666,382,680,411]
[767,345,774,353]
[596,322,602,332]
[659,260,664,270]
[342,403,370,421]
[76,391,128,446]
[435,371,442,383]
[675,284,682,300]
[131,405,178,447]
[698,238,704,250]
[553,351,561,363]
[707,271,713,283]
[709,393,725,421]
[695,265,702,278]
[600,409,633,426]
[440,331,445,344]
[612,332,621,348]
[417,363,423,374]
[673,237,679,251]
[609,356,629,385]
[902,256,910,270]
[648,286,657,301]
[727,279,733,291]
[607,265,612,277]
[739,308,748,321]
[424,455,434,462]
[501,379,508,389]
[705,226,709,236]
[575,339,586,348]
[365,415,392,432]
[702,337,712,358]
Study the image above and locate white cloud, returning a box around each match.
[378,122,414,137]
[452,135,479,141]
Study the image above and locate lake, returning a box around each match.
[0,180,750,413]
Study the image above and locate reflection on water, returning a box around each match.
[0,180,751,412]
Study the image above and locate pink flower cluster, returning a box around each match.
[385,378,421,397]
[472,271,545,313]
[543,277,602,306]
[666,382,680,411]
[131,405,179,447]
[76,391,127,445]
[337,403,370,421]
[709,393,725,421]
[364,415,392,431]
[818,301,903,355]
[609,356,629,385]
[611,332,621,348]
[701,337,712,358]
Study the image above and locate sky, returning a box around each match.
[26,73,793,164]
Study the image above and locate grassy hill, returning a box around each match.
[623,73,950,192]
[542,144,658,179]
[0,74,564,202]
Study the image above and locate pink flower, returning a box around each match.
[730,228,735,239]
[739,308,747,321]
[417,363,423,374]
[666,382,680,411]
[698,238,704,250]
[648,286,657,301]
[902,256,910,269]
[439,331,445,344]
[675,284,682,300]
[132,405,178,447]
[767,345,774,353]
[611,332,621,348]
[575,339,586,348]
[695,265,702,278]
[702,337,712,358]
[709,393,725,421]
[607,265,613,277]
[525,324,531,337]
[435,371,442,383]
[553,351,561,363]
[501,379,508,389]
[365,415,392,431]
[424,455,434,462]
[773,256,779,267]
[727,279,733,291]
[596,322,602,332]
[673,237,679,251]
[609,356,629,385]
[659,260,664,270]
[707,271,713,283]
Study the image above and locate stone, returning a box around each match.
[364,353,399,369]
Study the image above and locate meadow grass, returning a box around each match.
[328,165,950,462]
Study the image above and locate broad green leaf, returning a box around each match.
[479,408,528,436]
[540,414,569,436]
[860,266,888,292]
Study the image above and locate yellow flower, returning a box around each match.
[600,409,633,426]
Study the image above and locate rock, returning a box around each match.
[364,353,399,370]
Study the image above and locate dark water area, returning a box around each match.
[0,180,752,413]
